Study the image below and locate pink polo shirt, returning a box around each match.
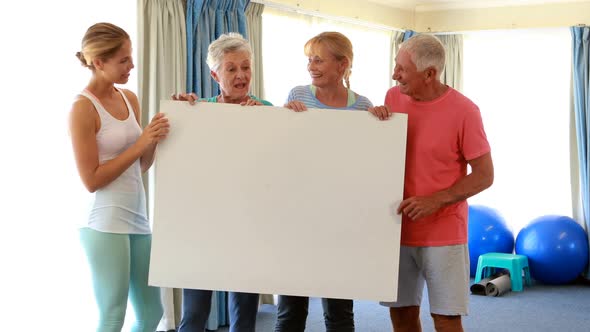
[385,86,490,246]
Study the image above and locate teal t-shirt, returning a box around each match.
[199,94,273,106]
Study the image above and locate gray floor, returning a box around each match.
[216,280,590,331]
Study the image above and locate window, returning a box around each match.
[1,2,138,330]
[261,7,394,106]
[463,28,573,235]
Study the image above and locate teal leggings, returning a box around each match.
[80,228,163,332]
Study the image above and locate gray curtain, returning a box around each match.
[245,2,264,98]
[395,32,463,91]
[436,34,464,91]
[138,0,187,124]
[137,0,187,330]
[570,26,590,277]
[245,1,275,306]
[390,31,405,88]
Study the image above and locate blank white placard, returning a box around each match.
[149,101,407,302]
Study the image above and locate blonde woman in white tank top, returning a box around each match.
[69,23,169,332]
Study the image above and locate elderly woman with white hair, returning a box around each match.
[176,32,271,332]
[176,32,271,106]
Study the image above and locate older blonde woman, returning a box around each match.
[176,32,271,332]
[275,31,374,332]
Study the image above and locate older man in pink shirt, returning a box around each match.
[369,34,494,332]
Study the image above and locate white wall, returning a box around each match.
[263,0,590,32]
[256,0,414,29]
[416,2,590,32]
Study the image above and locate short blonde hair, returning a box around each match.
[399,34,445,74]
[76,22,129,70]
[304,32,354,89]
[206,32,252,72]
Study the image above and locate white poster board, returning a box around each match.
[149,101,407,302]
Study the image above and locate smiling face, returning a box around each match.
[211,50,251,101]
[94,39,134,84]
[392,49,427,99]
[306,44,347,89]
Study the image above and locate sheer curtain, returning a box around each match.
[0,1,138,331]
[261,7,395,106]
[464,28,573,236]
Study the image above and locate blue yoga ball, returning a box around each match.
[468,205,515,277]
[515,215,589,285]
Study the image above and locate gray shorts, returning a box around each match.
[380,244,470,316]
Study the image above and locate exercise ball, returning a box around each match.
[515,215,589,285]
[468,205,515,277]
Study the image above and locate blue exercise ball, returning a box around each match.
[468,205,515,277]
[515,215,589,285]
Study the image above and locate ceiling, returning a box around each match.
[365,0,589,11]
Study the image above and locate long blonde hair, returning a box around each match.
[304,31,354,89]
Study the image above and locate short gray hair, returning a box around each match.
[399,34,445,74]
[206,32,253,72]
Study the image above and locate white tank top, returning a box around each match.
[80,88,150,234]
